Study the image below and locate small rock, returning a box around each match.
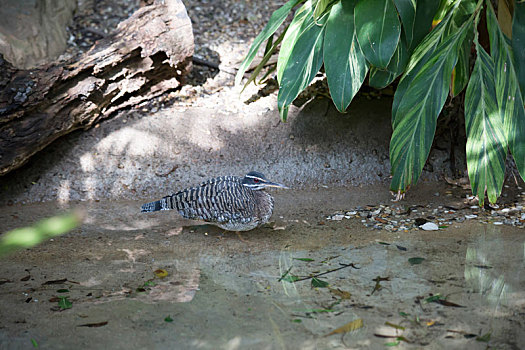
[465,214,478,219]
[493,222,503,225]
[420,222,439,231]
[332,214,344,221]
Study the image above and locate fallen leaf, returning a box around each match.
[154,269,168,278]
[426,320,436,326]
[293,258,314,262]
[324,318,363,336]
[77,321,108,327]
[281,275,300,283]
[476,332,491,342]
[20,275,30,281]
[435,299,464,307]
[384,341,400,346]
[311,277,329,288]
[164,316,173,323]
[385,321,405,330]
[408,257,425,265]
[329,288,351,299]
[57,296,72,310]
[42,278,67,285]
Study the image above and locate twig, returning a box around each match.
[192,56,237,75]
[277,266,293,282]
[293,263,359,282]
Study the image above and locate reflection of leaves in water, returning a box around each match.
[464,228,510,307]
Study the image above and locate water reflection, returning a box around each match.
[464,225,524,309]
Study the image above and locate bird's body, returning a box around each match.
[141,172,287,231]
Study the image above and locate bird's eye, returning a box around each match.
[254,179,260,183]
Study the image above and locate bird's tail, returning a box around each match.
[140,196,174,212]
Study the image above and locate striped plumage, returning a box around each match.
[141,171,288,231]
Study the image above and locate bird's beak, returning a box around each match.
[264,181,289,189]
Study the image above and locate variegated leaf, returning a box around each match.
[465,36,506,205]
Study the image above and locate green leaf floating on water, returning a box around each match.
[408,257,425,265]
[293,258,315,262]
[311,277,329,288]
[58,296,72,309]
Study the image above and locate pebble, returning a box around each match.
[332,214,344,221]
[420,222,439,231]
[326,198,525,232]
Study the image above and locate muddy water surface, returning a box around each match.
[0,185,524,349]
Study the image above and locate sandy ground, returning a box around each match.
[0,183,524,349]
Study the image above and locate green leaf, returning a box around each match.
[324,0,368,112]
[235,0,303,86]
[465,34,506,206]
[385,340,400,346]
[313,0,334,20]
[164,316,174,323]
[409,0,442,51]
[355,0,401,68]
[408,257,425,265]
[311,277,329,288]
[277,2,313,83]
[487,2,525,181]
[292,319,302,323]
[369,37,409,89]
[476,332,491,342]
[392,4,460,118]
[451,26,474,96]
[450,1,476,97]
[31,339,38,348]
[277,5,327,121]
[282,274,300,283]
[0,213,81,257]
[293,257,315,262]
[58,296,72,309]
[390,18,474,194]
[424,294,443,303]
[56,289,69,293]
[513,2,525,100]
[242,29,287,92]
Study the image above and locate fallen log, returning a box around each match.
[0,0,194,176]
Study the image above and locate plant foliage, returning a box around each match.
[237,0,525,205]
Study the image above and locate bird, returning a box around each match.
[141,171,288,232]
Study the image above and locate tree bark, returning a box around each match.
[0,0,194,176]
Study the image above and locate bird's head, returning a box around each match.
[242,171,289,191]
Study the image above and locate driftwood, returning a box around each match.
[0,0,193,176]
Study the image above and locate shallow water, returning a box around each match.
[0,186,524,349]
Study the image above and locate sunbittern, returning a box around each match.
[141,171,288,231]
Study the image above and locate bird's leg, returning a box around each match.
[235,231,249,243]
